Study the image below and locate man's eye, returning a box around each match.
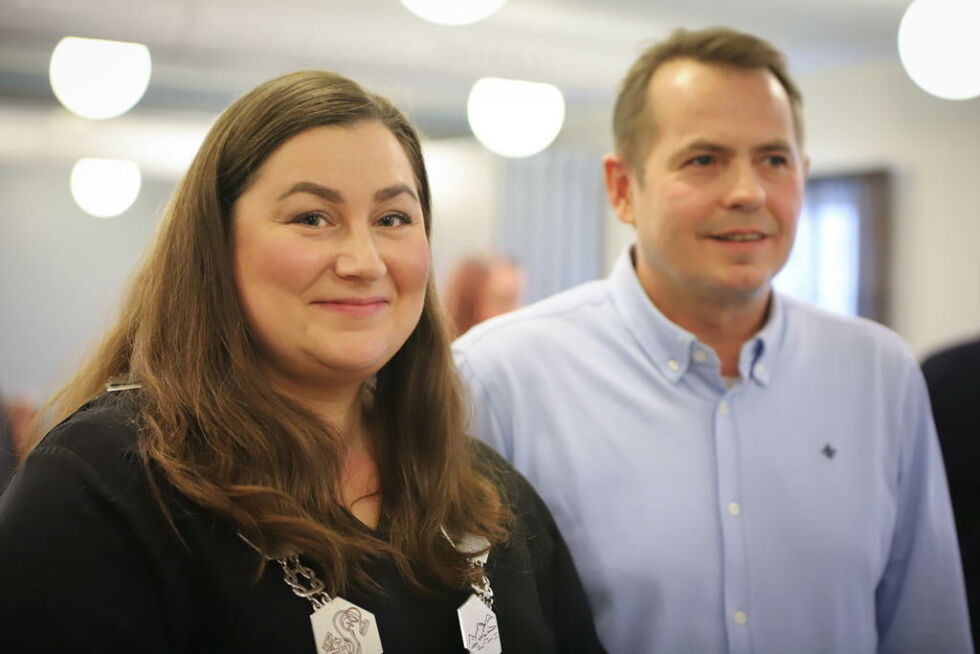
[377,213,412,227]
[689,155,715,166]
[766,155,789,167]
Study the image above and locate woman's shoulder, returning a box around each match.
[469,439,608,653]
[39,390,141,455]
[26,390,145,488]
[471,439,535,502]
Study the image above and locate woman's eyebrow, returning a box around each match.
[277,181,343,202]
[374,183,418,203]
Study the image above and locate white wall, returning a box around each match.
[423,138,499,287]
[801,58,980,355]
[0,162,172,400]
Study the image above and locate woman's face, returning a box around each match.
[232,121,429,396]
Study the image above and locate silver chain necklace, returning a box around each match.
[240,529,502,654]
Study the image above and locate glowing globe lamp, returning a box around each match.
[70,158,142,218]
[50,36,152,119]
[467,77,566,158]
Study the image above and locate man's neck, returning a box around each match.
[640,272,771,378]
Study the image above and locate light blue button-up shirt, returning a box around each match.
[453,249,972,654]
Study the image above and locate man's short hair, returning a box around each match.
[612,27,805,174]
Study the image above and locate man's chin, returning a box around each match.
[702,275,772,307]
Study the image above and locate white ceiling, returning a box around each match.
[0,0,913,146]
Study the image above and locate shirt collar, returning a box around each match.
[608,246,786,387]
[743,292,784,387]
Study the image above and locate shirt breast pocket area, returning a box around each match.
[746,420,897,579]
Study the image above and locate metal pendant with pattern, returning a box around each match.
[310,596,383,654]
[457,593,501,654]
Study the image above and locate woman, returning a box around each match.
[0,71,604,653]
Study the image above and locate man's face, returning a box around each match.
[605,58,807,309]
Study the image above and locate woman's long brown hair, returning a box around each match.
[45,71,511,595]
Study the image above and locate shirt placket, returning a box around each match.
[714,390,752,654]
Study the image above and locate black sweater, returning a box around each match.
[0,392,605,654]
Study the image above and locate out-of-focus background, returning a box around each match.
[1,0,979,400]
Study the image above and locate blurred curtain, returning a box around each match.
[497,148,606,302]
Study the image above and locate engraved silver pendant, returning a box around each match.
[310,596,384,654]
[457,594,502,654]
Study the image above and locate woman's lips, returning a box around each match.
[312,297,388,317]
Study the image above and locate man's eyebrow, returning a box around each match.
[374,183,418,203]
[678,140,732,154]
[754,139,794,153]
[277,181,343,202]
[674,139,794,157]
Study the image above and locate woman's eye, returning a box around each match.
[377,212,412,227]
[294,212,325,227]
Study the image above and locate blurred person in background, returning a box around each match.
[0,394,35,491]
[454,27,971,654]
[923,335,980,646]
[0,70,604,654]
[444,252,526,338]
[0,394,14,490]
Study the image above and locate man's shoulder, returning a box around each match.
[781,295,914,362]
[454,278,613,356]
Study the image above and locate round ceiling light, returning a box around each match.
[898,0,980,100]
[49,36,152,119]
[70,158,142,218]
[399,0,507,26]
[467,77,566,158]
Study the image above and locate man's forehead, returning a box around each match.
[646,58,788,106]
[642,59,798,144]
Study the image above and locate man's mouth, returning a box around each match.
[709,232,766,242]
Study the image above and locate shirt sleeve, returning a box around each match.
[454,346,515,461]
[875,361,974,654]
[0,424,191,653]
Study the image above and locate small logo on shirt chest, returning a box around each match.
[821,444,837,460]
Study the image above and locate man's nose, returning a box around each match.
[722,160,766,212]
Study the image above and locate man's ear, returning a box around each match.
[603,154,635,226]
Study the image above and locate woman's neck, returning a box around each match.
[262,371,382,528]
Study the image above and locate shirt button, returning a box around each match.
[734,610,748,625]
[692,349,707,363]
[754,363,766,376]
[667,359,680,372]
[719,401,729,415]
[728,502,741,516]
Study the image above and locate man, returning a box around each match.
[923,336,980,645]
[454,27,971,654]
